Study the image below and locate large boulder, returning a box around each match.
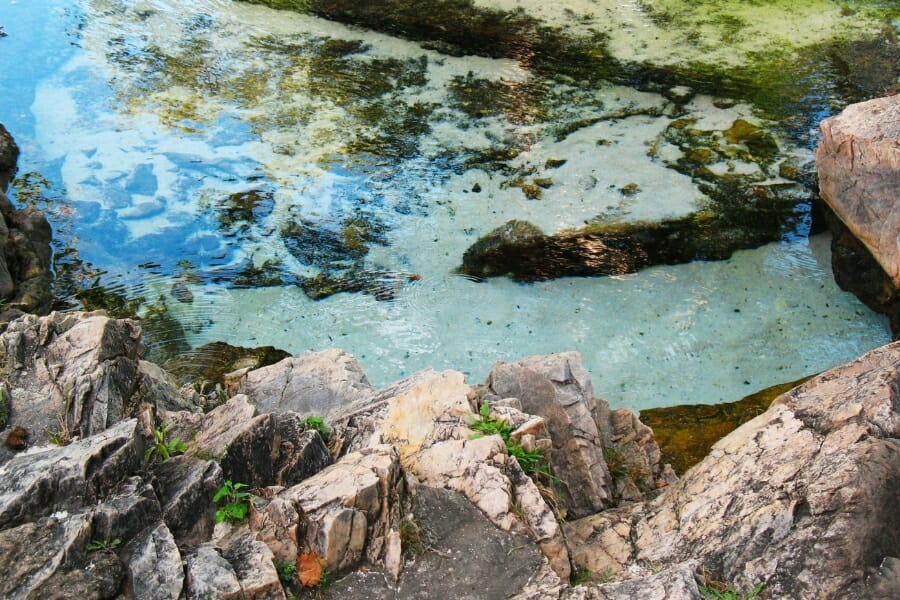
[565,340,900,599]
[817,95,900,288]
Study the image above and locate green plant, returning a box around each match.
[398,517,425,557]
[303,415,329,440]
[698,583,763,600]
[86,538,121,553]
[213,480,253,523]
[571,565,614,586]
[469,403,556,482]
[602,446,631,478]
[276,560,298,583]
[144,423,188,464]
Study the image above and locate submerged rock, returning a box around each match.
[640,376,811,475]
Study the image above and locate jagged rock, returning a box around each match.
[0,126,53,315]
[817,95,900,288]
[220,413,332,489]
[226,348,374,418]
[0,123,17,190]
[153,455,223,544]
[185,543,243,600]
[37,549,124,600]
[137,359,202,413]
[221,532,286,600]
[335,369,572,579]
[181,395,332,489]
[567,341,900,598]
[122,523,184,600]
[486,353,613,518]
[90,476,163,545]
[0,418,142,528]
[0,311,148,463]
[0,512,94,599]
[318,485,551,599]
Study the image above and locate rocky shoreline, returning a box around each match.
[0,94,898,599]
[0,310,898,599]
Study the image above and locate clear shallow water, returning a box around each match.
[0,0,894,410]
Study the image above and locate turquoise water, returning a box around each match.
[0,0,894,410]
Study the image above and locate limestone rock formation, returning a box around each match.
[485,352,671,517]
[332,368,573,579]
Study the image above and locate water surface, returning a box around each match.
[0,0,895,410]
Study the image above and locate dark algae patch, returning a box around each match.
[640,376,812,475]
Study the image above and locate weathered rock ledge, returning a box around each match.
[0,310,897,599]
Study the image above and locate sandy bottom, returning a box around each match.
[178,232,889,411]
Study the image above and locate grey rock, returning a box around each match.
[0,418,142,529]
[0,311,144,463]
[486,352,613,518]
[90,476,163,545]
[227,348,374,418]
[136,359,201,412]
[0,123,18,191]
[153,455,223,544]
[123,523,184,600]
[0,512,94,599]
[37,549,125,600]
[222,532,286,600]
[185,543,243,600]
[220,413,333,489]
[320,485,550,600]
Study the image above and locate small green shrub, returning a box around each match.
[303,415,329,440]
[213,480,253,523]
[144,424,187,464]
[276,559,298,583]
[86,538,121,553]
[698,583,763,600]
[470,403,555,481]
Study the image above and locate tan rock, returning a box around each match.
[278,444,403,572]
[227,348,374,418]
[816,95,900,287]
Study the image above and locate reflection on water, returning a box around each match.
[0,0,895,409]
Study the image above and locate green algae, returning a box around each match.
[640,376,812,475]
